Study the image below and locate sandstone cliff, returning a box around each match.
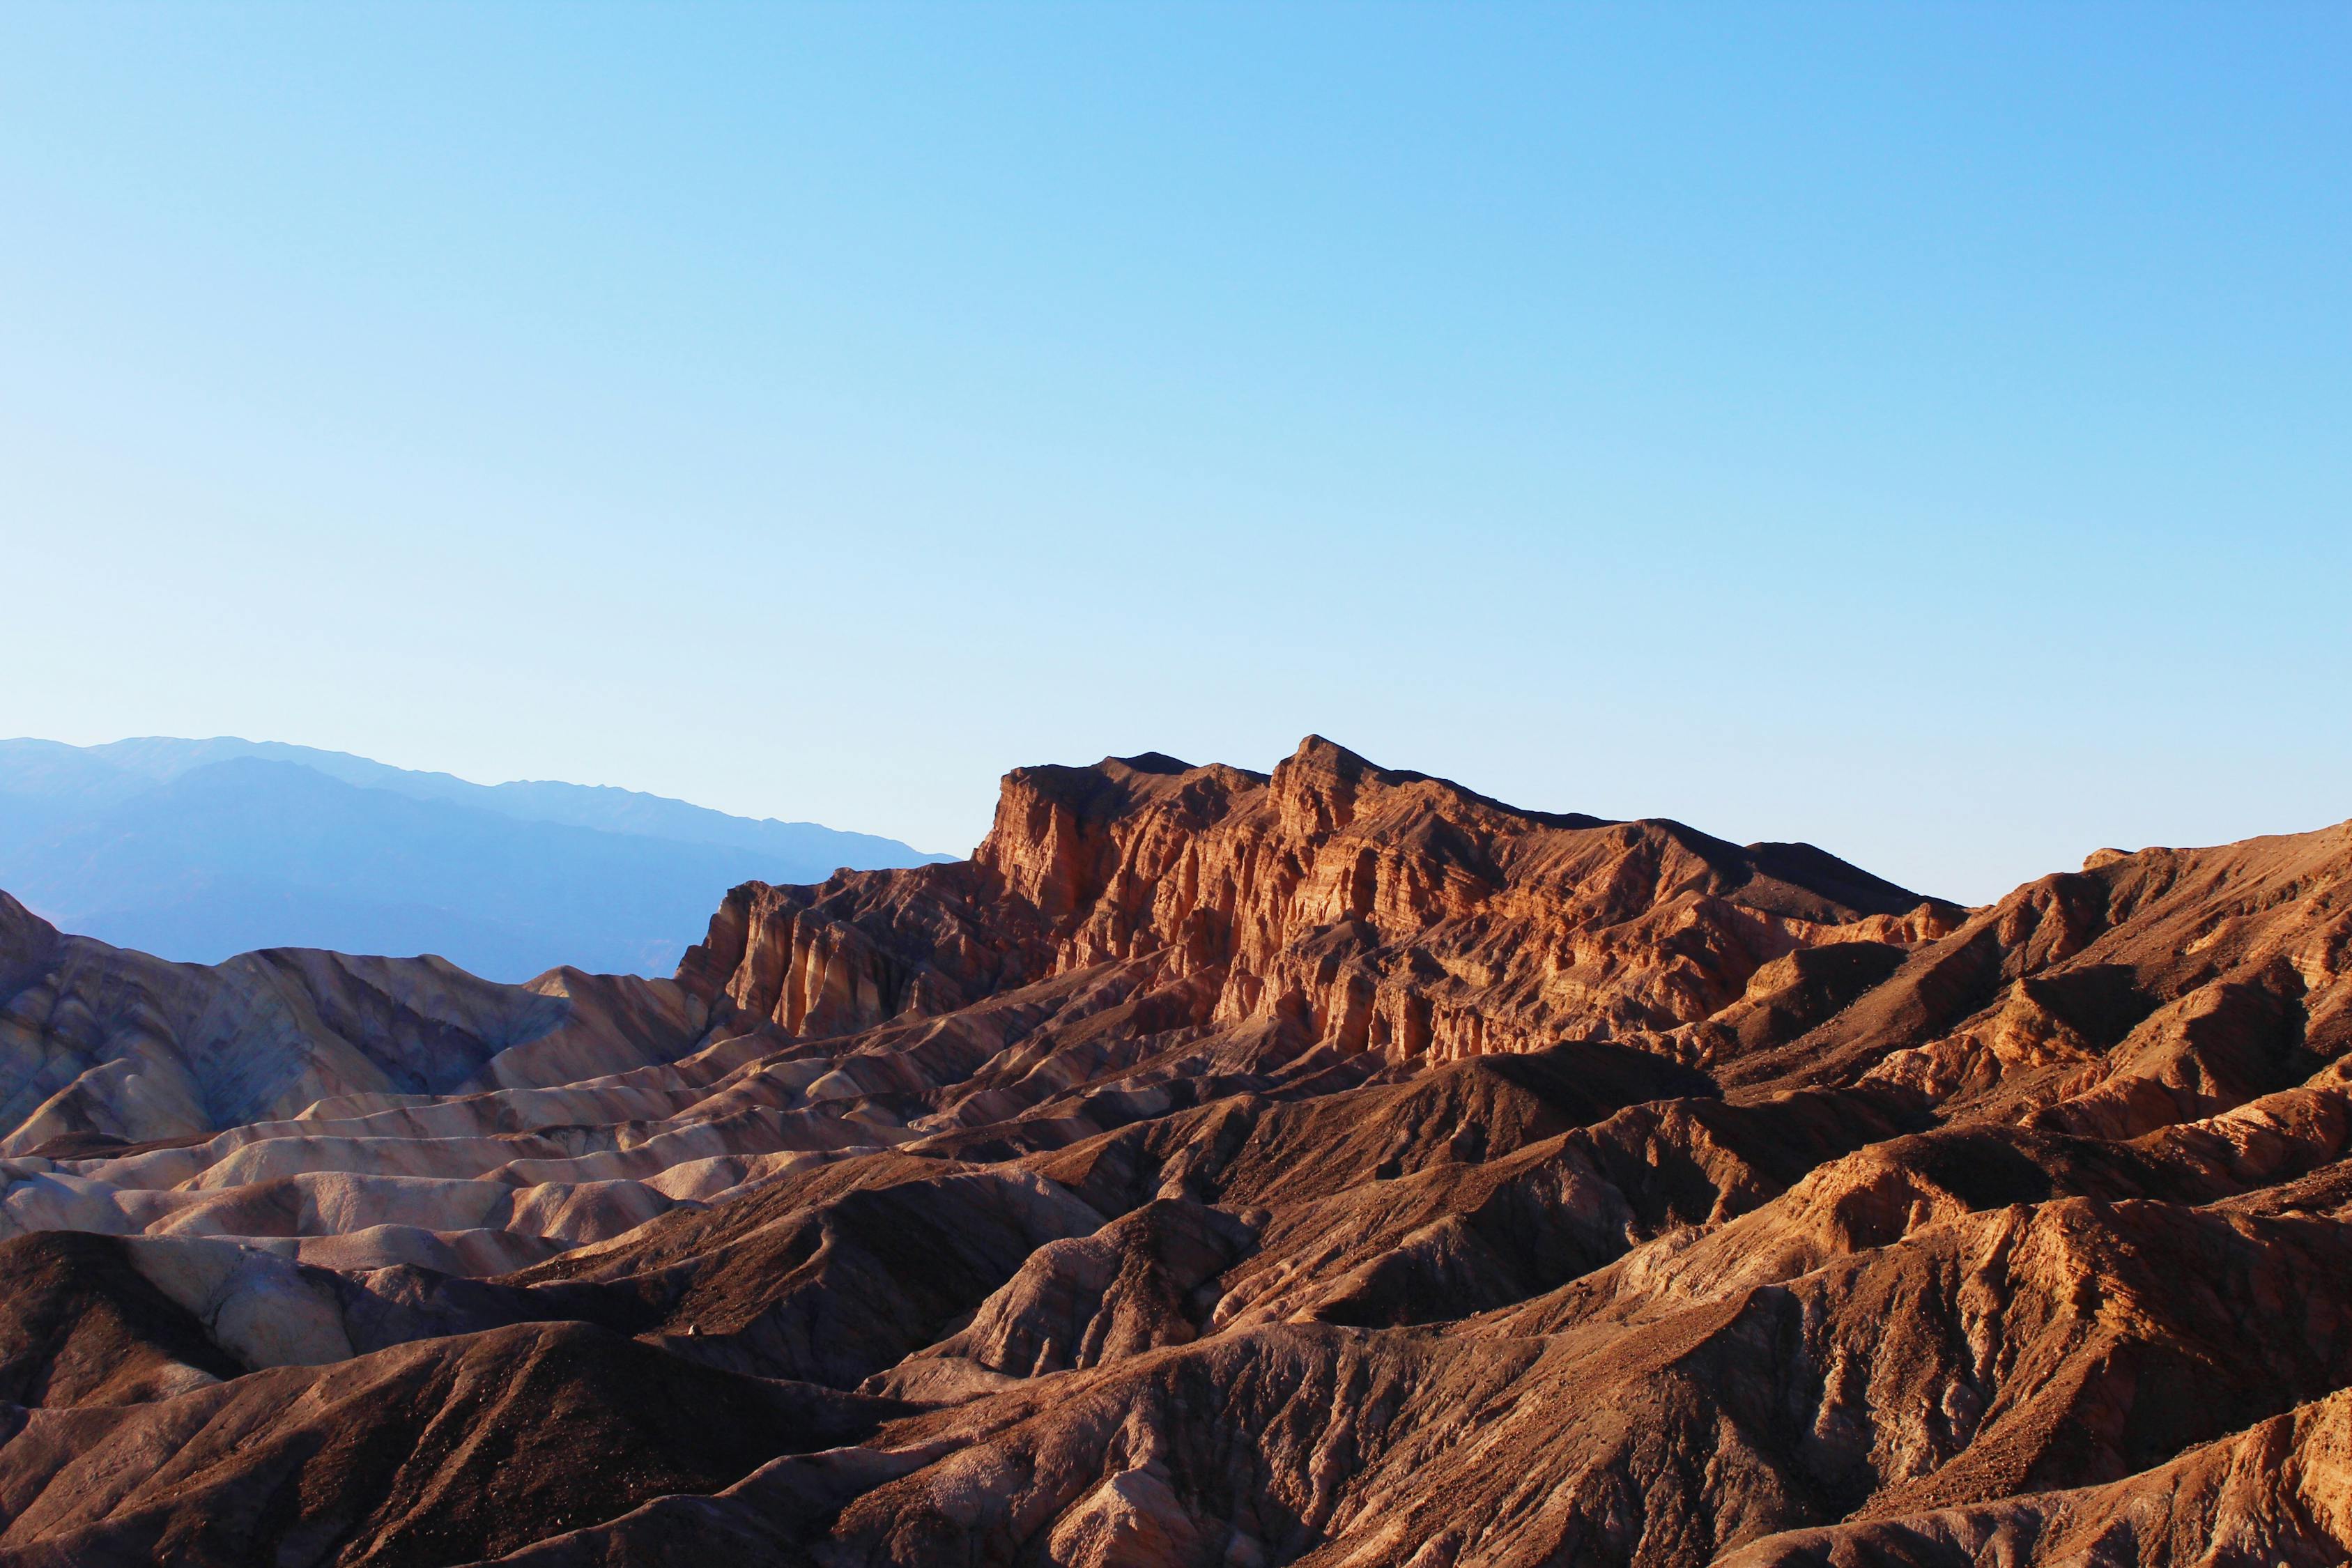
[682,738,1955,1073]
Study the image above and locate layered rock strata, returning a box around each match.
[0,737,2346,1567]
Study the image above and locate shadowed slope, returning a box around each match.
[0,1322,902,1568]
[1,740,2348,1568]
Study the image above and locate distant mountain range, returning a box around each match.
[13,738,2349,1565]
[0,737,951,980]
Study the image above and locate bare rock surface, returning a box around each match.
[0,738,2348,1566]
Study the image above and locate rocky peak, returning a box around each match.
[692,738,1958,1066]
[6,760,2352,1568]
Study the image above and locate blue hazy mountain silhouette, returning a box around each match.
[0,737,951,981]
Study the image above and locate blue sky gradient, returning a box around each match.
[3,5,2346,902]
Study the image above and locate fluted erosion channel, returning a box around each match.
[3,737,2349,1566]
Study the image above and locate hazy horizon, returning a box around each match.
[14,727,2348,915]
[0,734,948,978]
[1,732,962,853]
[5,6,2346,906]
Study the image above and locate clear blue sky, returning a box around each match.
[3,5,2345,904]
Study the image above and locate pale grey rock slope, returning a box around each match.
[0,740,2349,1568]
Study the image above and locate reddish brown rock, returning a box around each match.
[0,739,2348,1568]
[679,739,1958,1076]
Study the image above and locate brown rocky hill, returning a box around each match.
[0,736,2346,1567]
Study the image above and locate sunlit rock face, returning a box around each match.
[2,737,2349,1568]
[685,736,1955,1073]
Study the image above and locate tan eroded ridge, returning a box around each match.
[1,736,2346,1566]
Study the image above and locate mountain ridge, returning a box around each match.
[50,736,943,860]
[0,735,2346,1566]
[0,737,949,981]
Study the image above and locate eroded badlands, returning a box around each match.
[2,738,2347,1566]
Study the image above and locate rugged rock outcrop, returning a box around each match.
[1,737,2348,1567]
[682,740,1956,1073]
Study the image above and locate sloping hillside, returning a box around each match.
[0,737,2346,1567]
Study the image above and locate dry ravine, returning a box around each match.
[1,736,2347,1567]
